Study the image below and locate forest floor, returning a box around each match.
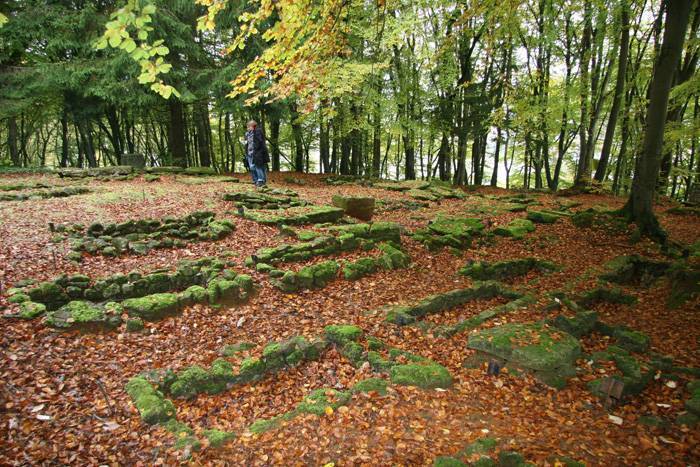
[0,171,698,466]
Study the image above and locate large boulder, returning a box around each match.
[332,195,375,221]
[467,322,581,388]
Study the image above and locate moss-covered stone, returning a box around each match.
[45,300,122,331]
[244,205,344,225]
[27,281,69,310]
[325,324,363,345]
[125,376,176,424]
[468,322,580,388]
[413,217,483,250]
[122,293,181,321]
[577,287,637,308]
[18,301,47,319]
[390,362,453,389]
[296,388,352,415]
[434,457,467,467]
[343,257,379,280]
[8,293,30,304]
[126,318,145,332]
[459,258,557,281]
[526,210,560,224]
[666,260,700,308]
[493,218,535,239]
[435,294,534,337]
[378,242,411,269]
[221,342,254,357]
[203,429,235,448]
[385,281,518,325]
[548,311,598,338]
[238,357,266,382]
[332,195,375,221]
[352,377,388,395]
[599,255,669,286]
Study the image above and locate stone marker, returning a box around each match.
[332,195,375,221]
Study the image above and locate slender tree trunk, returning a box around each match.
[289,102,304,172]
[7,117,20,167]
[623,0,692,241]
[60,111,70,168]
[168,100,187,167]
[575,1,593,186]
[595,1,630,182]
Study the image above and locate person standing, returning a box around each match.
[244,120,269,187]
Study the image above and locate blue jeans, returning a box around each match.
[253,163,267,186]
[247,155,266,185]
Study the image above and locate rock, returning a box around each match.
[203,429,235,448]
[493,218,535,239]
[325,324,363,345]
[8,293,30,304]
[125,376,176,424]
[343,257,379,280]
[351,378,388,395]
[44,301,122,331]
[18,301,47,319]
[526,210,560,224]
[126,318,145,332]
[332,195,375,221]
[468,322,581,388]
[122,293,181,321]
[434,457,468,467]
[599,255,669,286]
[390,362,453,389]
[549,311,598,338]
[378,242,411,269]
[28,281,69,310]
[460,258,557,281]
[221,342,255,357]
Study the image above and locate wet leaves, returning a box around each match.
[0,173,698,465]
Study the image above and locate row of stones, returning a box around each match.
[126,324,452,451]
[56,165,221,178]
[245,222,402,266]
[325,177,467,202]
[412,217,485,251]
[0,186,90,202]
[6,257,253,331]
[62,211,234,259]
[239,204,345,226]
[264,243,410,292]
[223,187,307,210]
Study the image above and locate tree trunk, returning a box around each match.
[7,117,20,167]
[623,0,692,241]
[575,1,593,186]
[195,103,211,167]
[60,111,69,168]
[595,1,630,182]
[289,102,304,172]
[168,100,187,167]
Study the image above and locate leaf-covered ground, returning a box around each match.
[0,172,698,465]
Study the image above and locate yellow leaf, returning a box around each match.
[324,406,333,416]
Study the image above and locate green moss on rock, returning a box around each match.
[325,324,363,345]
[18,301,47,319]
[493,218,535,239]
[459,258,557,281]
[468,322,580,388]
[203,429,235,448]
[352,377,388,395]
[122,293,181,321]
[125,376,176,424]
[390,362,453,389]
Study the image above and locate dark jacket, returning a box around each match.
[244,127,270,166]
